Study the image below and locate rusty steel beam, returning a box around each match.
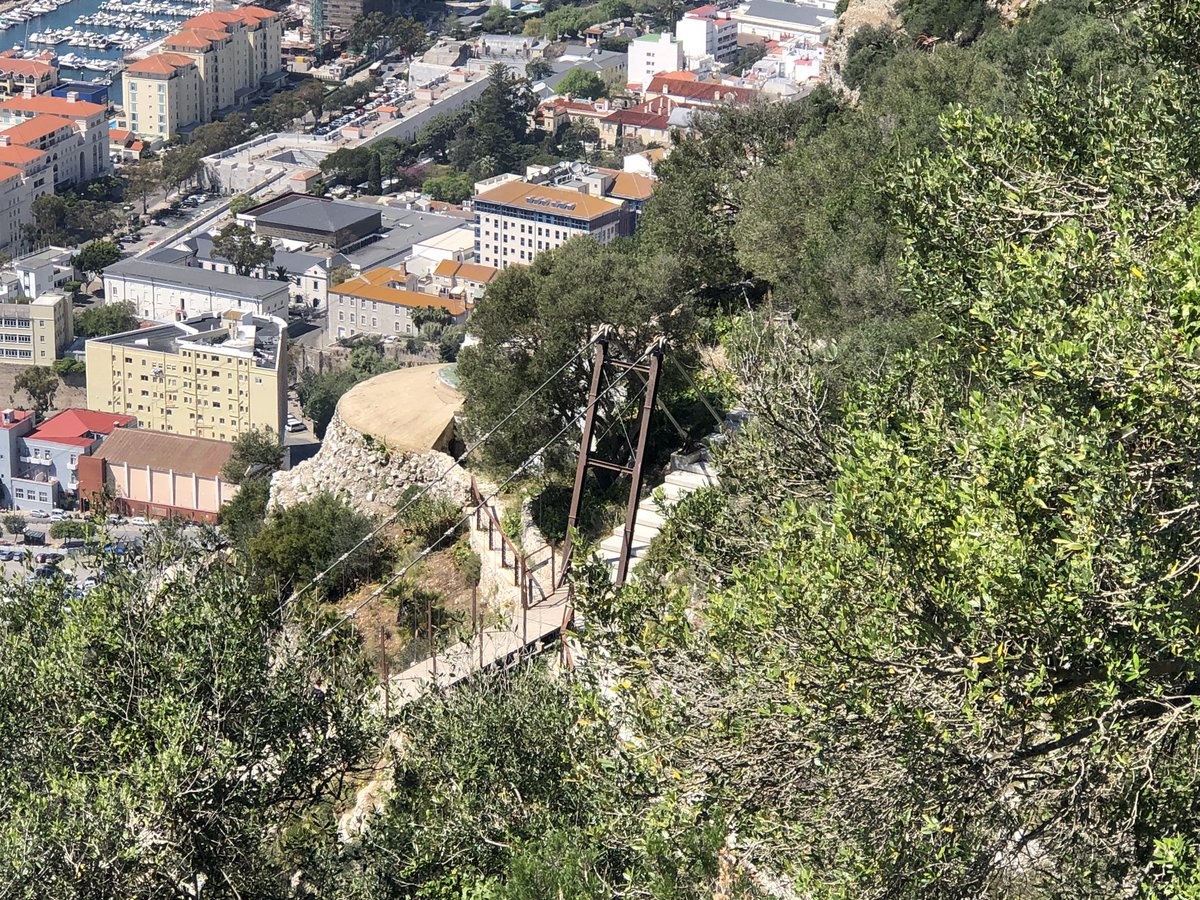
[615,340,664,588]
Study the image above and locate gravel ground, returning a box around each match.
[0,368,86,415]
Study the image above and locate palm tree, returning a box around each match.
[273,265,290,282]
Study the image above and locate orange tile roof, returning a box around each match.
[0,163,22,183]
[473,179,622,221]
[0,116,71,145]
[0,56,54,77]
[610,171,655,201]
[0,144,45,168]
[126,52,195,75]
[645,75,758,104]
[180,10,241,29]
[0,94,106,117]
[433,259,501,283]
[165,28,226,50]
[331,267,469,315]
[234,6,277,20]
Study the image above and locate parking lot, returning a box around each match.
[311,73,415,140]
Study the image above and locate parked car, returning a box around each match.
[34,552,58,565]
[28,509,49,519]
[33,564,55,578]
[106,513,123,525]
[129,516,150,527]
[49,510,65,521]
[0,549,21,561]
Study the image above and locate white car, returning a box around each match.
[28,509,49,519]
[129,516,150,527]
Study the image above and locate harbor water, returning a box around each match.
[0,0,208,102]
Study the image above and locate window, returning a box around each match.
[13,488,22,499]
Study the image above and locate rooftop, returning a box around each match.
[125,52,195,76]
[246,193,381,235]
[104,258,290,301]
[0,408,31,430]
[736,0,836,28]
[0,55,55,77]
[95,428,234,478]
[28,407,136,448]
[609,171,655,201]
[473,179,623,221]
[0,116,71,145]
[0,94,106,118]
[330,267,468,315]
[344,207,473,270]
[433,259,501,284]
[88,313,285,368]
[646,74,759,104]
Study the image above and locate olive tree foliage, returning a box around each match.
[0,535,377,898]
[456,237,697,475]
[577,43,1200,900]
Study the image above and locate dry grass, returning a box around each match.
[0,367,86,415]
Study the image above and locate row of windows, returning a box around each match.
[13,488,49,502]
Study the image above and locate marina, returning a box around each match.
[0,0,207,88]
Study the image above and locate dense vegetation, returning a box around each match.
[9,1,1200,897]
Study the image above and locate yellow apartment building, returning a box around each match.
[85,310,287,443]
[121,6,284,141]
[0,291,72,363]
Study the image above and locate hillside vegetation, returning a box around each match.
[6,1,1200,897]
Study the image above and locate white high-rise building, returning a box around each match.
[628,32,684,90]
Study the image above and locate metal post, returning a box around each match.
[428,600,436,677]
[487,515,493,550]
[559,337,608,587]
[615,341,664,588]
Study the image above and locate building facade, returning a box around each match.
[85,311,288,443]
[103,258,290,323]
[122,6,284,141]
[122,53,201,143]
[0,92,111,189]
[0,407,136,513]
[675,5,740,68]
[628,32,684,90]
[731,0,837,41]
[473,179,625,268]
[328,267,469,342]
[79,428,239,523]
[0,292,72,364]
[0,53,58,98]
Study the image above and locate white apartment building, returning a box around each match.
[102,258,290,323]
[473,179,625,269]
[0,92,111,189]
[732,0,838,42]
[628,32,684,90]
[675,5,740,69]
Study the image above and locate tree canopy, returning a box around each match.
[211,222,275,277]
[75,300,139,338]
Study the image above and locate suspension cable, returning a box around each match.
[314,340,656,643]
[282,332,601,612]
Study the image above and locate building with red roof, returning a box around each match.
[644,73,760,106]
[0,407,136,513]
[0,87,112,190]
[0,52,57,99]
[122,5,283,142]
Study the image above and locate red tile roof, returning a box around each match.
[126,52,195,75]
[0,55,55,78]
[29,408,136,447]
[0,144,45,166]
[0,94,106,118]
[645,74,758,104]
[0,116,71,145]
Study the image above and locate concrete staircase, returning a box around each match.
[596,453,720,582]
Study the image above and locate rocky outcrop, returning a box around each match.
[269,411,470,516]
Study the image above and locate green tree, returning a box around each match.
[449,63,536,177]
[219,474,271,549]
[457,237,696,474]
[48,520,86,540]
[248,491,379,598]
[298,367,364,438]
[123,157,162,215]
[210,222,275,277]
[421,172,473,203]
[525,57,554,81]
[220,426,283,484]
[554,67,607,99]
[228,193,255,215]
[50,358,84,378]
[14,366,58,415]
[0,537,375,896]
[366,150,382,195]
[3,514,24,536]
[75,300,138,338]
[72,239,121,283]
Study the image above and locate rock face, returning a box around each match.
[269,411,470,516]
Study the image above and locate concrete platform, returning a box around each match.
[337,364,462,453]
